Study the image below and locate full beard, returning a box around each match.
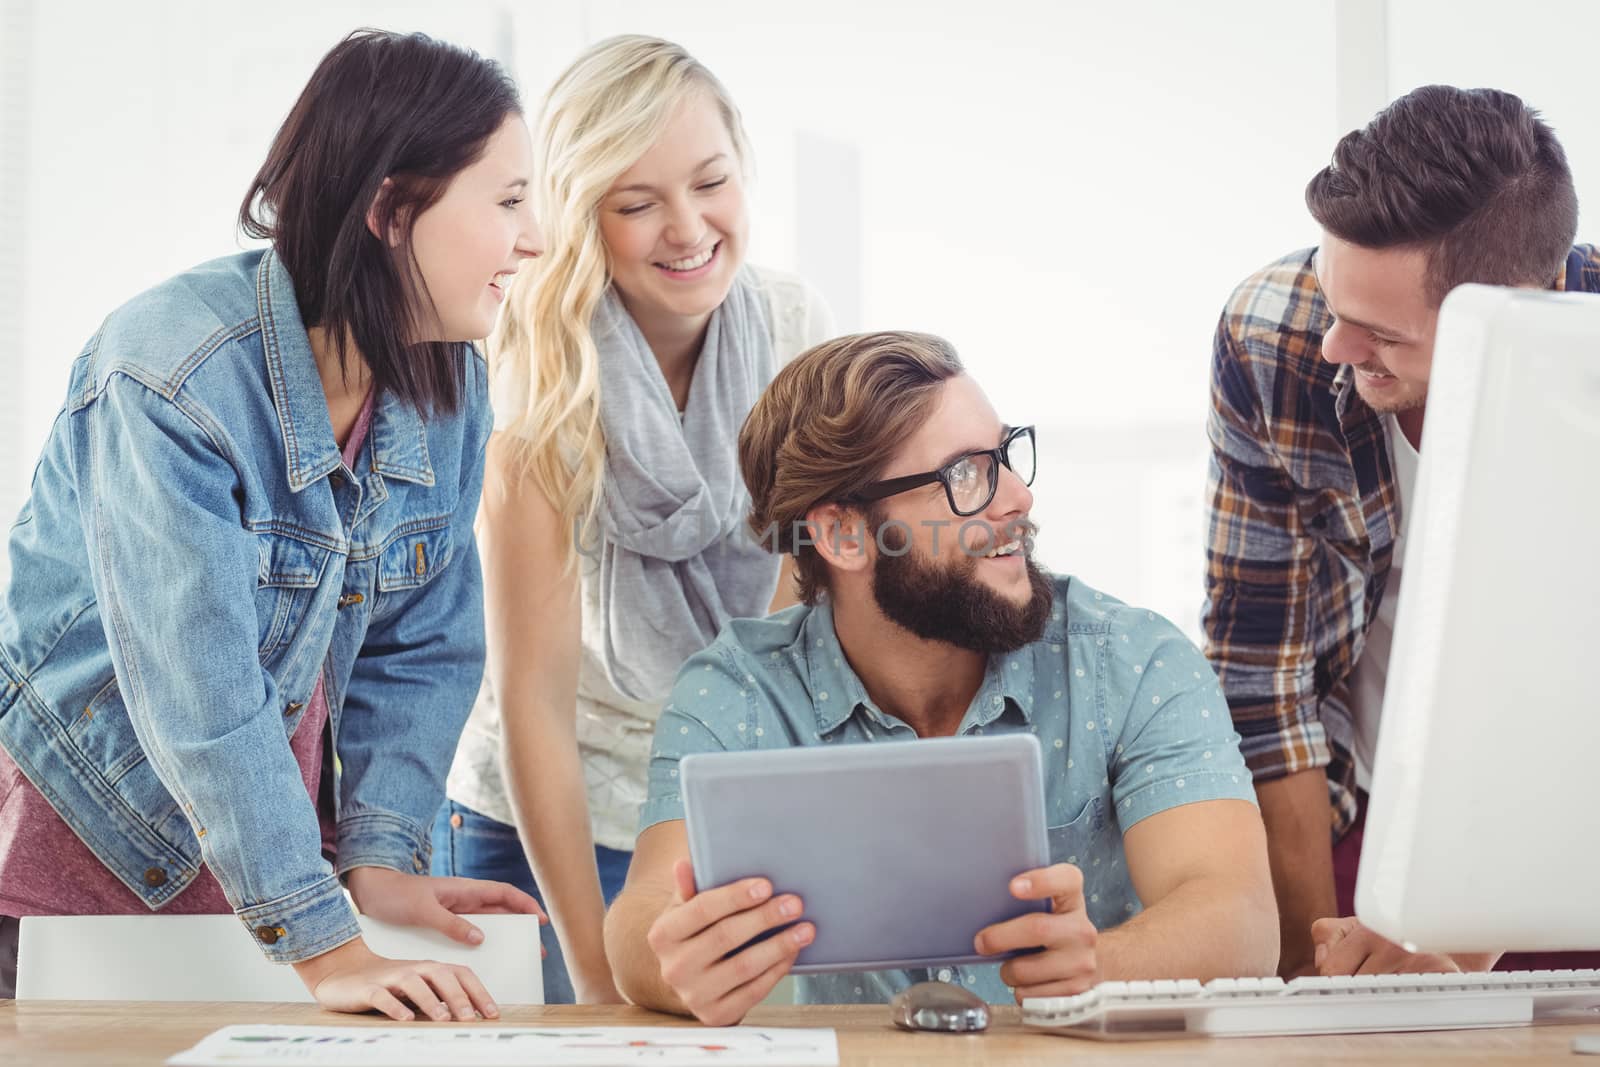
[869,520,1054,654]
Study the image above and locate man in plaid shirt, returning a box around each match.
[1203,84,1599,977]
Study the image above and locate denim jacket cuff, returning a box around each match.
[334,809,433,879]
[234,875,361,964]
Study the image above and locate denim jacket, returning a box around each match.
[0,249,491,963]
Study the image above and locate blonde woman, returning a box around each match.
[434,36,833,1004]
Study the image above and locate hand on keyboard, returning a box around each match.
[1312,916,1462,976]
[972,863,1098,1002]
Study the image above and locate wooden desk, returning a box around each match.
[2,1000,1594,1065]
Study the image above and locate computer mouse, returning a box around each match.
[889,980,991,1032]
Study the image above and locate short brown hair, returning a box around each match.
[739,331,964,605]
[1305,85,1577,304]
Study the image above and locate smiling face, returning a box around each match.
[409,113,544,343]
[1314,233,1439,414]
[596,90,749,328]
[856,375,1054,652]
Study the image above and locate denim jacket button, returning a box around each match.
[255,925,283,945]
[412,852,426,873]
[449,813,463,829]
[143,867,167,887]
[283,701,304,718]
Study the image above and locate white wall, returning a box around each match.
[0,0,1372,636]
[0,0,512,583]
[521,0,1339,636]
[1386,0,1600,236]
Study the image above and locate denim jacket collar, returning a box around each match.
[257,250,435,493]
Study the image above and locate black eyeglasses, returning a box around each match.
[844,426,1037,517]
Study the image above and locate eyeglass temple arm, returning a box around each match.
[841,471,943,504]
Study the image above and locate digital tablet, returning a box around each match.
[680,733,1050,974]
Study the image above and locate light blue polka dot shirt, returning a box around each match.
[641,574,1255,1006]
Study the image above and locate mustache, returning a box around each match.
[965,517,1040,555]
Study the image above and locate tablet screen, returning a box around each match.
[682,733,1051,973]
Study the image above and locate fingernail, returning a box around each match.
[468,928,484,945]
[1013,877,1032,895]
[750,880,771,901]
[780,897,800,918]
[974,934,987,954]
[485,1002,499,1017]
[1315,944,1327,967]
[793,924,813,945]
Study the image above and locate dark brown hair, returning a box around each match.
[738,331,964,605]
[1306,85,1577,304]
[240,29,520,414]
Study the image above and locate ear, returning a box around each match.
[365,177,400,246]
[802,502,873,578]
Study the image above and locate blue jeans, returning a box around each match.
[430,800,631,1004]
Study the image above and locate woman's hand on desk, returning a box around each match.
[291,937,498,1021]
[293,870,550,1021]
[973,862,1099,1002]
[645,859,814,1026]
[345,866,548,952]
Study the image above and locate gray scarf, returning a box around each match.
[592,267,781,704]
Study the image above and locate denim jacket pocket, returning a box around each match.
[66,675,140,779]
[376,522,453,592]
[256,532,325,658]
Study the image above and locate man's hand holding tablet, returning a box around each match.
[646,855,1101,1023]
[644,862,816,1026]
[974,863,1100,1002]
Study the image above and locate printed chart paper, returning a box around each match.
[166,1024,840,1066]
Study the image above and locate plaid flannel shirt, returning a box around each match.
[1202,243,1600,838]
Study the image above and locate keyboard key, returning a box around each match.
[1024,967,1600,1039]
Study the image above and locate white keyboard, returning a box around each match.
[1022,970,1600,1039]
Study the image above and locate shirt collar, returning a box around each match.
[257,250,435,493]
[803,599,1037,736]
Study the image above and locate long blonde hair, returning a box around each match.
[490,36,752,556]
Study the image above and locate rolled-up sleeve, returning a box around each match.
[1109,610,1257,830]
[1201,316,1331,782]
[638,646,749,833]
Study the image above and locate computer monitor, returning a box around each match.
[1356,283,1600,954]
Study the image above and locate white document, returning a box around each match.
[166,1025,840,1066]
[17,914,542,1003]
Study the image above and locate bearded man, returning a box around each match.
[602,331,1278,1024]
